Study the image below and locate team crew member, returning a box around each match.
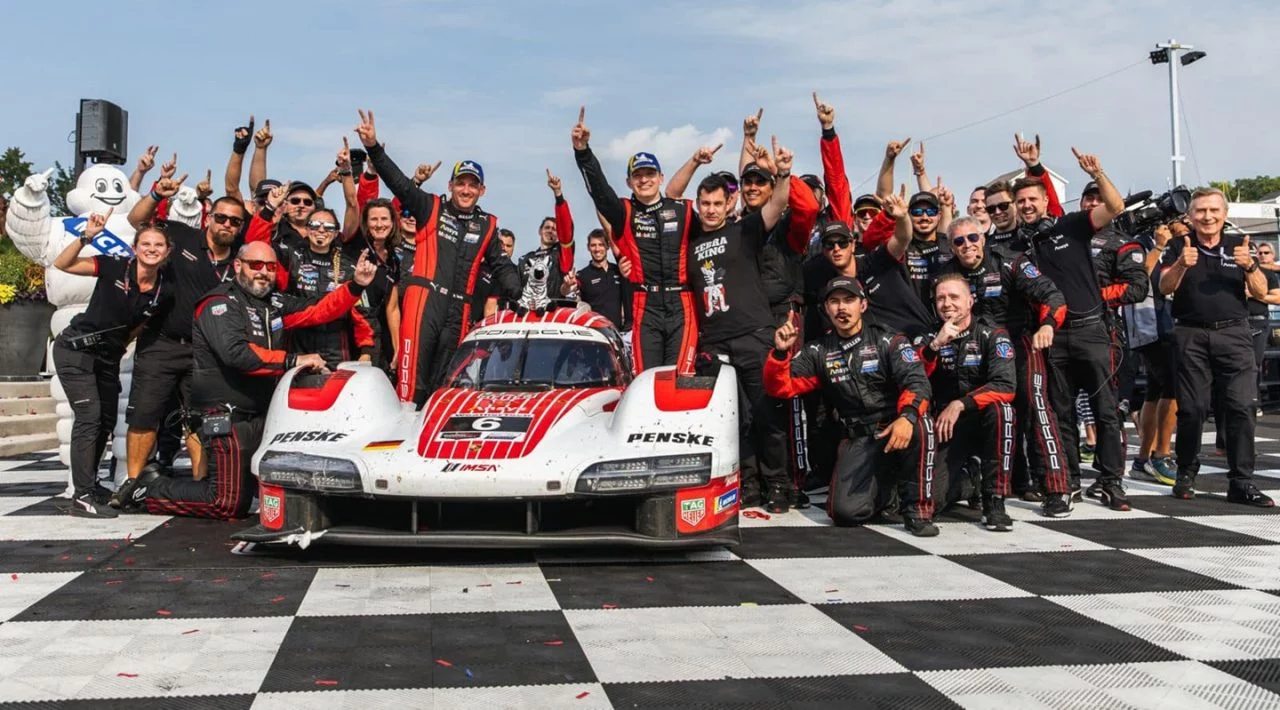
[572,107,697,373]
[1020,147,1128,513]
[344,198,403,372]
[986,134,1066,247]
[851,194,881,244]
[855,188,935,343]
[937,217,1068,503]
[922,274,1017,530]
[578,229,631,332]
[1158,188,1274,506]
[124,179,246,489]
[967,187,991,233]
[246,187,374,368]
[766,277,938,536]
[51,213,171,517]
[1245,240,1280,412]
[472,229,517,324]
[686,141,803,512]
[356,109,519,405]
[513,171,576,310]
[138,242,378,519]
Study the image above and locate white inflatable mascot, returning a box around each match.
[5,164,140,492]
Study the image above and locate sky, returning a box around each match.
[4,0,1279,267]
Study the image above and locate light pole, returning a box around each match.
[1149,40,1206,188]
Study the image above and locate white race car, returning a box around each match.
[232,307,741,549]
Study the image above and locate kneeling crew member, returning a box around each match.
[139,242,377,519]
[922,274,1017,531]
[765,277,938,537]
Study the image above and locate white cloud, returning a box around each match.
[602,124,736,176]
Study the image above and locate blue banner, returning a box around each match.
[62,216,134,258]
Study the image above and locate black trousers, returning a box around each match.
[1013,335,1071,494]
[126,332,193,430]
[829,416,935,525]
[1046,318,1124,486]
[630,290,697,373]
[702,328,788,495]
[1214,317,1268,450]
[1175,323,1256,483]
[52,341,121,497]
[145,417,264,519]
[935,403,1016,508]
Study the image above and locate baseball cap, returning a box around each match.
[800,174,823,192]
[710,170,739,194]
[286,181,318,201]
[739,162,774,183]
[822,276,865,301]
[627,152,662,176]
[820,221,853,242]
[853,193,881,211]
[909,191,940,208]
[253,178,282,199]
[451,160,485,185]
[1081,180,1100,196]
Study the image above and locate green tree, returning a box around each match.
[48,162,75,216]
[1228,176,1280,203]
[0,147,34,199]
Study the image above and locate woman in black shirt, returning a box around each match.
[51,212,170,518]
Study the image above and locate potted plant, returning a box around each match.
[0,238,53,376]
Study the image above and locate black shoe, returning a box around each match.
[1041,493,1072,518]
[981,496,1013,532]
[766,484,791,514]
[790,488,811,510]
[1084,480,1104,499]
[1226,484,1276,508]
[70,492,118,519]
[1172,473,1196,500]
[1019,489,1044,503]
[1070,486,1083,504]
[741,485,762,509]
[1098,482,1131,511]
[904,517,939,537]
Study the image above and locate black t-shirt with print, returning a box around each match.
[686,212,774,345]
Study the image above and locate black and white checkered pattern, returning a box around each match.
[2,426,1280,708]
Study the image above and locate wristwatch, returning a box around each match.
[1246,263,1259,274]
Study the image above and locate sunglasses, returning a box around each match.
[288,197,314,207]
[985,201,1012,213]
[952,233,982,247]
[823,238,852,251]
[241,259,279,273]
[855,208,880,218]
[400,209,415,219]
[307,221,339,233]
[211,213,244,228]
[909,206,939,217]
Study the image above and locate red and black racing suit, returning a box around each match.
[367,144,519,406]
[921,321,1017,507]
[1091,224,1150,413]
[575,146,697,373]
[245,211,374,369]
[937,246,1069,495]
[764,323,935,525]
[144,279,363,520]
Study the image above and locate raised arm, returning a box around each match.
[51,210,111,276]
[1073,147,1123,231]
[248,120,272,195]
[665,144,721,200]
[334,138,361,241]
[740,108,762,176]
[876,136,910,200]
[356,109,436,222]
[764,321,821,399]
[1013,133,1063,218]
[758,137,792,232]
[548,170,575,274]
[909,142,931,194]
[129,145,158,193]
[571,107,626,234]
[128,172,186,230]
[225,116,253,205]
[814,93,851,227]
[882,185,913,260]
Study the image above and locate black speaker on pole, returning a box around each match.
[77,99,128,165]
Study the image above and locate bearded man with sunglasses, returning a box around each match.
[124,177,248,490]
[937,217,1069,509]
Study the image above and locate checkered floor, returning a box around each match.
[3,425,1280,708]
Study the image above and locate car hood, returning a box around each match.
[416,387,620,460]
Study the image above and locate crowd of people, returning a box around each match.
[35,95,1277,536]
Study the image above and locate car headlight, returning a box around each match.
[575,453,711,494]
[259,450,363,492]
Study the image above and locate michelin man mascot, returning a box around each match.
[5,164,140,491]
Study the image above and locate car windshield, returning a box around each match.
[444,337,621,390]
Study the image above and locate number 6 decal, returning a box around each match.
[472,417,502,431]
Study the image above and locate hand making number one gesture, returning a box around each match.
[571,106,590,150]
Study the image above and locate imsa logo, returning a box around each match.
[442,463,498,472]
[680,497,706,527]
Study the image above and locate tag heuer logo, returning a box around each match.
[262,494,282,526]
[680,498,706,527]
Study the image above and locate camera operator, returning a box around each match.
[51,213,171,517]
[1158,188,1274,507]
[136,242,378,519]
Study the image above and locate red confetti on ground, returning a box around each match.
[477,583,492,588]
[314,679,339,687]
[435,659,453,667]
[156,610,172,616]
[576,691,590,699]
[116,672,138,678]
[212,578,228,584]
[167,577,184,583]
[506,580,522,585]
[125,533,132,542]
[124,558,135,566]
[853,625,868,632]
[163,523,171,528]
[602,603,618,609]
[261,573,276,580]
[742,510,771,520]
[59,556,70,561]
[182,629,199,635]
[543,640,564,646]
[105,580,123,586]
[9,574,16,581]
[645,576,655,583]
[825,589,839,593]
[85,556,94,561]
[270,596,286,603]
